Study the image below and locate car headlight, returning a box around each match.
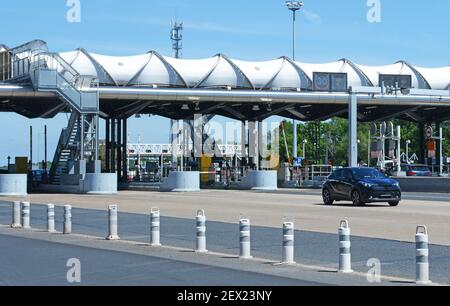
[393,182,400,188]
[362,182,373,188]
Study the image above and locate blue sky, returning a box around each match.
[1,0,450,164]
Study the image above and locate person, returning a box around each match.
[358,159,367,167]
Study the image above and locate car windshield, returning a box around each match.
[351,168,385,180]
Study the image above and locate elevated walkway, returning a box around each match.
[4,41,116,195]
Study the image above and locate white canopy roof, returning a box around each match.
[58,49,450,90]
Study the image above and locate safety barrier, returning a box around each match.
[106,205,120,240]
[150,207,161,246]
[47,204,56,233]
[64,205,72,234]
[338,220,353,273]
[281,221,295,264]
[416,226,431,285]
[5,201,435,284]
[239,217,252,259]
[10,201,21,228]
[195,210,207,253]
[21,201,31,229]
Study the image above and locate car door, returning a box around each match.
[328,169,343,197]
[340,169,354,199]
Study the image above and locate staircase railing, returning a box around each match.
[49,112,80,183]
[30,52,99,113]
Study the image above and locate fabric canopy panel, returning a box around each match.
[58,49,450,91]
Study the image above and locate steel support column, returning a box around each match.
[258,121,263,170]
[418,123,425,164]
[241,121,247,163]
[111,119,116,173]
[248,121,258,170]
[122,118,128,182]
[293,120,298,161]
[117,119,122,181]
[348,93,358,167]
[439,125,443,175]
[105,118,110,172]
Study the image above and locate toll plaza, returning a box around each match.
[1,40,450,195]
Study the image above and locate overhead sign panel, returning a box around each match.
[379,74,412,89]
[313,72,348,92]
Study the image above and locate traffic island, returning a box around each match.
[160,171,201,192]
[239,170,278,191]
[79,173,118,194]
[396,177,450,193]
[0,174,27,196]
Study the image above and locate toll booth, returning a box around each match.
[15,157,28,174]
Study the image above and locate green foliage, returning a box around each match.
[278,118,433,166]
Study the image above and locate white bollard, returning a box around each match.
[338,220,353,273]
[47,204,56,233]
[63,205,72,234]
[282,222,295,264]
[195,210,207,253]
[150,207,161,246]
[106,205,120,240]
[11,201,22,228]
[21,201,31,229]
[416,226,432,285]
[239,218,252,259]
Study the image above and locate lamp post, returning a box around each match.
[7,156,11,172]
[285,1,304,163]
[303,139,308,159]
[406,140,411,164]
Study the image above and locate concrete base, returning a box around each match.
[79,173,118,194]
[61,174,83,186]
[35,184,80,194]
[160,171,200,192]
[87,160,101,174]
[0,174,27,196]
[240,170,278,191]
[396,177,450,193]
[75,160,86,176]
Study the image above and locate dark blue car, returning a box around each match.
[322,167,401,207]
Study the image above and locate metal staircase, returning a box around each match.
[29,53,100,184]
[9,41,100,184]
[49,112,81,184]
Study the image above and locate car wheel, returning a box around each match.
[389,201,400,207]
[351,190,365,206]
[322,188,334,205]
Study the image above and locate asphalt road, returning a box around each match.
[1,200,449,284]
[0,233,325,286]
[262,189,450,202]
[5,189,450,246]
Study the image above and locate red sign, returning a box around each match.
[428,140,436,158]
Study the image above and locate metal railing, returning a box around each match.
[430,165,450,177]
[30,52,99,113]
[127,143,243,157]
[280,164,333,187]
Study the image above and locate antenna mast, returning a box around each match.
[171,21,183,59]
